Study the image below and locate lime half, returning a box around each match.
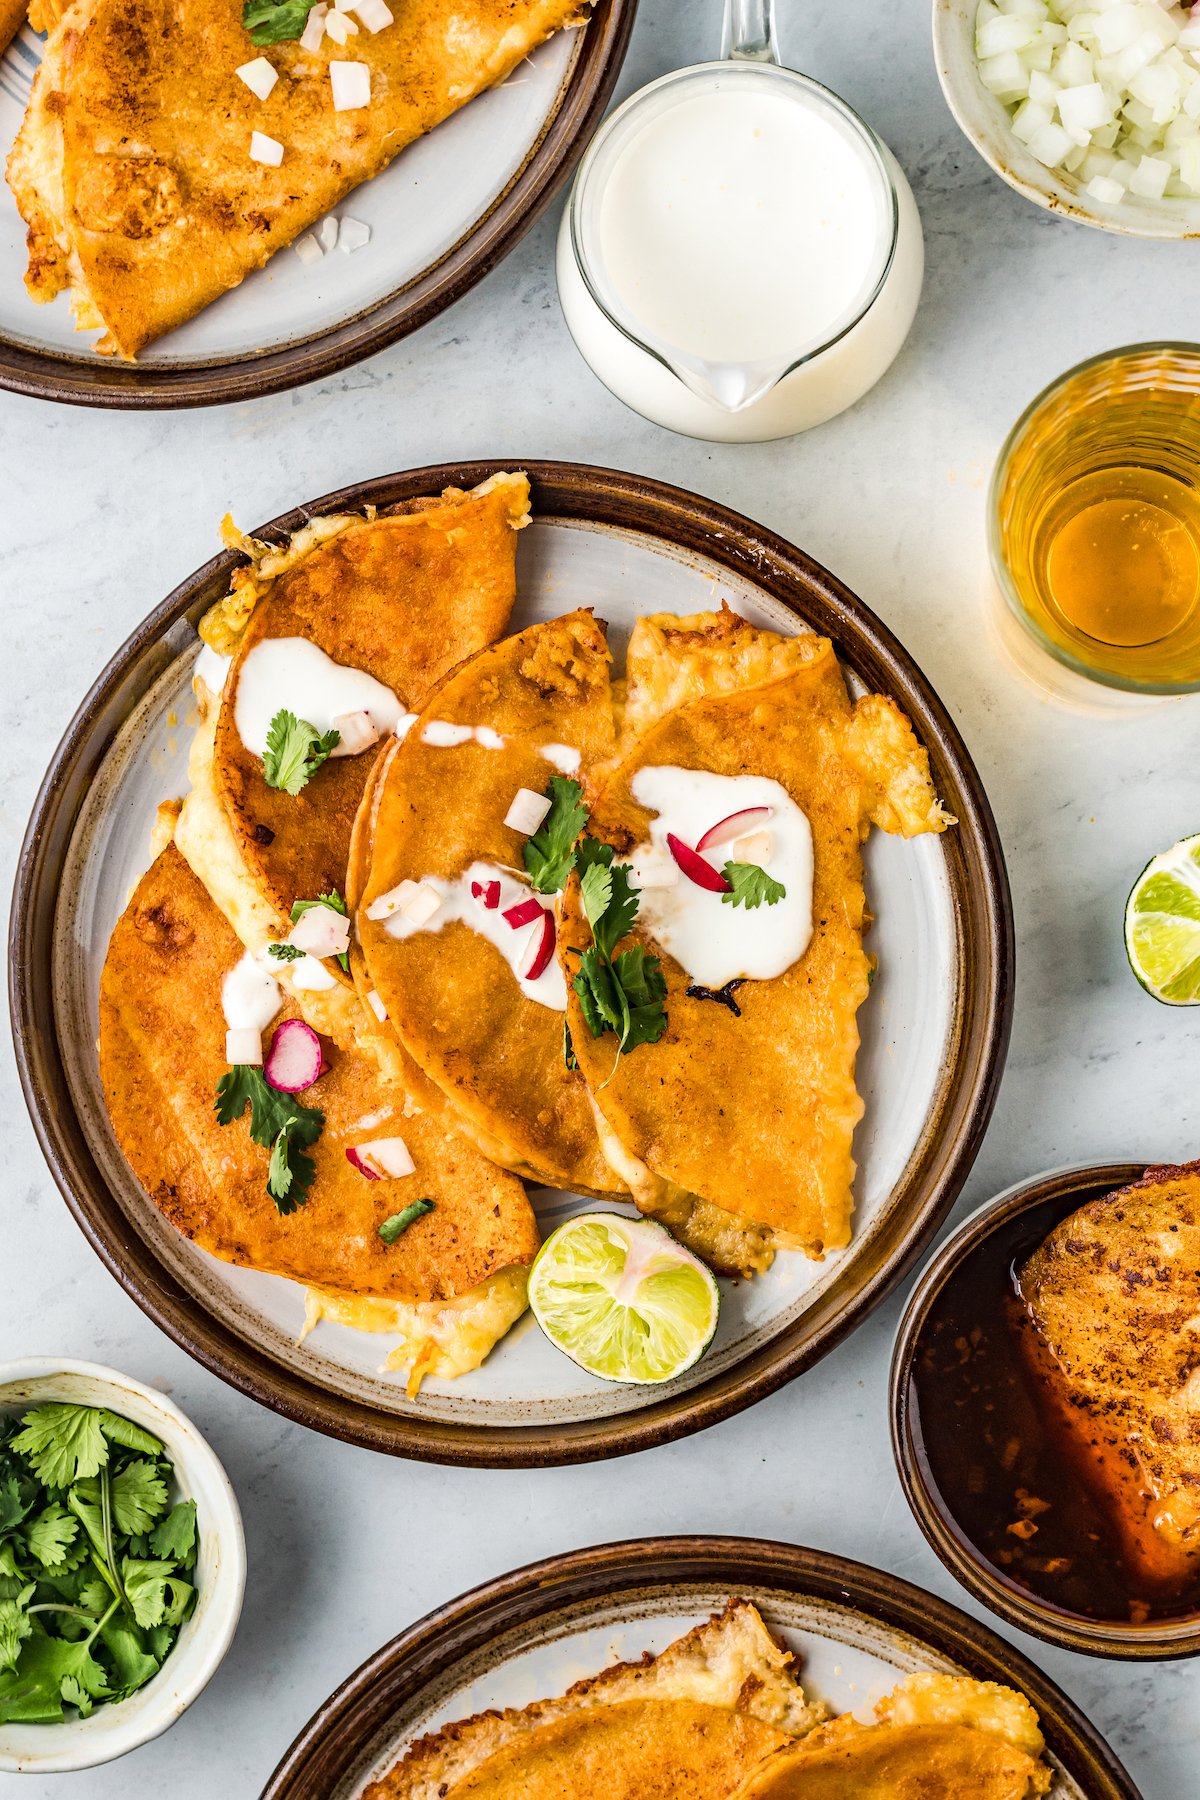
[528,1213,719,1384]
[1125,833,1200,1003]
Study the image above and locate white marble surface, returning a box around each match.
[1,1,1198,1794]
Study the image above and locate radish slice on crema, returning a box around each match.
[696,806,772,852]
[263,1020,324,1093]
[517,910,556,981]
[471,879,501,910]
[503,897,545,930]
[666,832,732,893]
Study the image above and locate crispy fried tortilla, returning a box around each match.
[1019,1160,1200,1593]
[188,473,527,941]
[8,0,587,357]
[560,609,951,1256]
[367,1601,824,1800]
[100,843,538,1308]
[356,609,624,1196]
[734,1674,1051,1799]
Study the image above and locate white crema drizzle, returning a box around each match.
[383,860,566,1011]
[234,637,404,757]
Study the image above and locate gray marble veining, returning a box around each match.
[1,1,1198,1794]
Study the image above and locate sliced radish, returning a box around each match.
[264,1020,324,1093]
[504,787,552,834]
[366,879,417,921]
[696,806,773,852]
[225,1027,262,1066]
[503,896,544,930]
[471,879,501,910]
[517,910,556,981]
[666,832,732,893]
[357,1135,415,1178]
[289,906,350,957]
[346,1145,383,1180]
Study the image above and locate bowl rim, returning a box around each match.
[0,1356,246,1773]
[931,0,1200,241]
[0,0,636,411]
[889,1159,1200,1660]
[261,1533,1143,1800]
[8,458,1015,1467]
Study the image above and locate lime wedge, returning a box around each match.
[528,1213,719,1384]
[1125,833,1200,1004]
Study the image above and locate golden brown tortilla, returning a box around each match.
[8,0,588,357]
[100,843,538,1303]
[560,609,951,1256]
[356,609,624,1196]
[732,1722,1049,1799]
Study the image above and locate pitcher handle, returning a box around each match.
[721,0,778,63]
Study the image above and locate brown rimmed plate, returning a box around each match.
[261,1534,1141,1799]
[0,4,633,409]
[891,1162,1200,1661]
[9,460,1013,1465]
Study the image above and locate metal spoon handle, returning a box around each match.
[721,0,778,63]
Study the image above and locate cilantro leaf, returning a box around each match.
[242,0,317,44]
[25,1505,78,1569]
[378,1199,435,1244]
[110,1461,169,1538]
[720,861,787,910]
[576,839,640,958]
[570,839,668,1074]
[97,1413,163,1459]
[267,942,305,962]
[150,1501,197,1570]
[59,1674,94,1718]
[291,891,350,971]
[609,947,668,1053]
[0,1474,37,1535]
[0,1633,110,1724]
[216,1065,324,1212]
[0,1594,31,1674]
[522,777,588,894]
[267,1121,317,1215]
[98,1617,160,1696]
[121,1558,178,1630]
[262,709,340,795]
[11,1406,108,1489]
[579,857,612,930]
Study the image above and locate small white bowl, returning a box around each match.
[933,0,1200,238]
[0,1359,245,1774]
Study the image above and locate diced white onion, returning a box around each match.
[366,879,418,921]
[288,907,351,958]
[358,1136,415,1179]
[352,0,393,29]
[337,216,371,253]
[225,1027,262,1065]
[402,883,442,927]
[324,7,359,42]
[249,131,284,167]
[366,988,388,1022]
[504,788,552,834]
[316,214,340,253]
[293,232,324,265]
[300,1,327,50]
[732,829,773,865]
[977,0,1200,205]
[330,59,370,109]
[236,56,278,101]
[330,707,380,752]
[289,954,337,991]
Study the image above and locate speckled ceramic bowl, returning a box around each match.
[934,0,1200,238]
[0,1359,246,1773]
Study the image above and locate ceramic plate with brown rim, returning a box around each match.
[10,460,1012,1465]
[0,3,633,409]
[261,1535,1139,1799]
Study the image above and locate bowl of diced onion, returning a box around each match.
[934,0,1200,236]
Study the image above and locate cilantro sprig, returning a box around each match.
[262,709,340,796]
[215,1064,324,1213]
[721,860,786,910]
[0,1404,198,1725]
[522,777,588,894]
[291,890,350,972]
[242,0,318,45]
[570,838,667,1075]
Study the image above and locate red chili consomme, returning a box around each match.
[908,1191,1200,1627]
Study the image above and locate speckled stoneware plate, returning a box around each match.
[261,1537,1140,1798]
[10,462,1013,1465]
[0,4,633,408]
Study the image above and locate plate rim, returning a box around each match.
[8,458,1015,1466]
[0,0,635,410]
[259,1534,1142,1800]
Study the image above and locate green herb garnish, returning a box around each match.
[267,942,305,962]
[522,777,588,894]
[570,838,667,1073]
[563,1019,578,1072]
[242,0,318,45]
[262,709,340,796]
[378,1200,435,1244]
[720,861,787,910]
[291,890,350,972]
[0,1405,198,1725]
[215,1065,324,1213]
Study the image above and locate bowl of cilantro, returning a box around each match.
[0,1359,245,1772]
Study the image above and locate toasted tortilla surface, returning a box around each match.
[8,0,587,356]
[99,843,538,1303]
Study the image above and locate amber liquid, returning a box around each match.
[909,1192,1200,1627]
[996,349,1200,687]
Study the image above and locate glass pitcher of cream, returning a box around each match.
[556,0,924,442]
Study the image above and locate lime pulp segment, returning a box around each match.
[1125,833,1200,1005]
